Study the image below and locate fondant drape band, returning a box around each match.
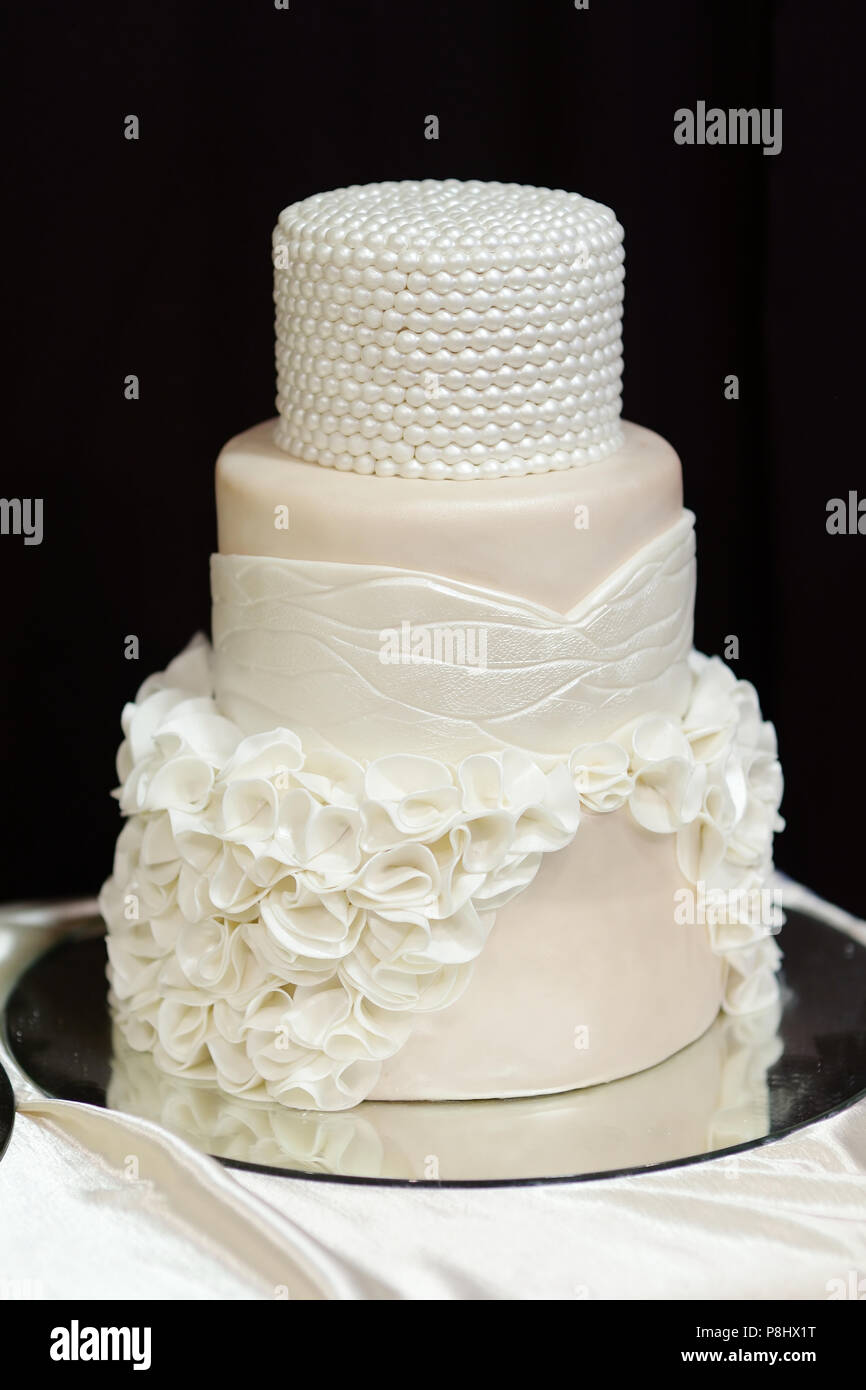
[211,512,697,761]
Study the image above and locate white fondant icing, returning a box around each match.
[273,181,624,478]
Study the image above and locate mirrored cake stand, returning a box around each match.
[0,1057,12,1164]
[2,901,864,1186]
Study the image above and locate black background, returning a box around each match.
[3,0,864,914]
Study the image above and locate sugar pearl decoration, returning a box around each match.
[273,180,625,480]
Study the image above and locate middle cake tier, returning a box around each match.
[213,417,694,761]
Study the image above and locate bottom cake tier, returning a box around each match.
[101,640,783,1111]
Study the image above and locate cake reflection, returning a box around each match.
[107,1004,782,1182]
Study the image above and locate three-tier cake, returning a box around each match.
[101,180,784,1111]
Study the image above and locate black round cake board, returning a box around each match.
[3,907,865,1187]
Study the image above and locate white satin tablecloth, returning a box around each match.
[1,880,864,1301]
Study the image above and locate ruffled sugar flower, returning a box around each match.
[361,756,463,850]
[681,653,741,762]
[628,717,706,835]
[248,890,364,983]
[568,741,633,813]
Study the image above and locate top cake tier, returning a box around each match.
[273,180,624,480]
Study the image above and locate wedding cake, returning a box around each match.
[101,180,784,1112]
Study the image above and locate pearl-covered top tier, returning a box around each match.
[273,180,624,480]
